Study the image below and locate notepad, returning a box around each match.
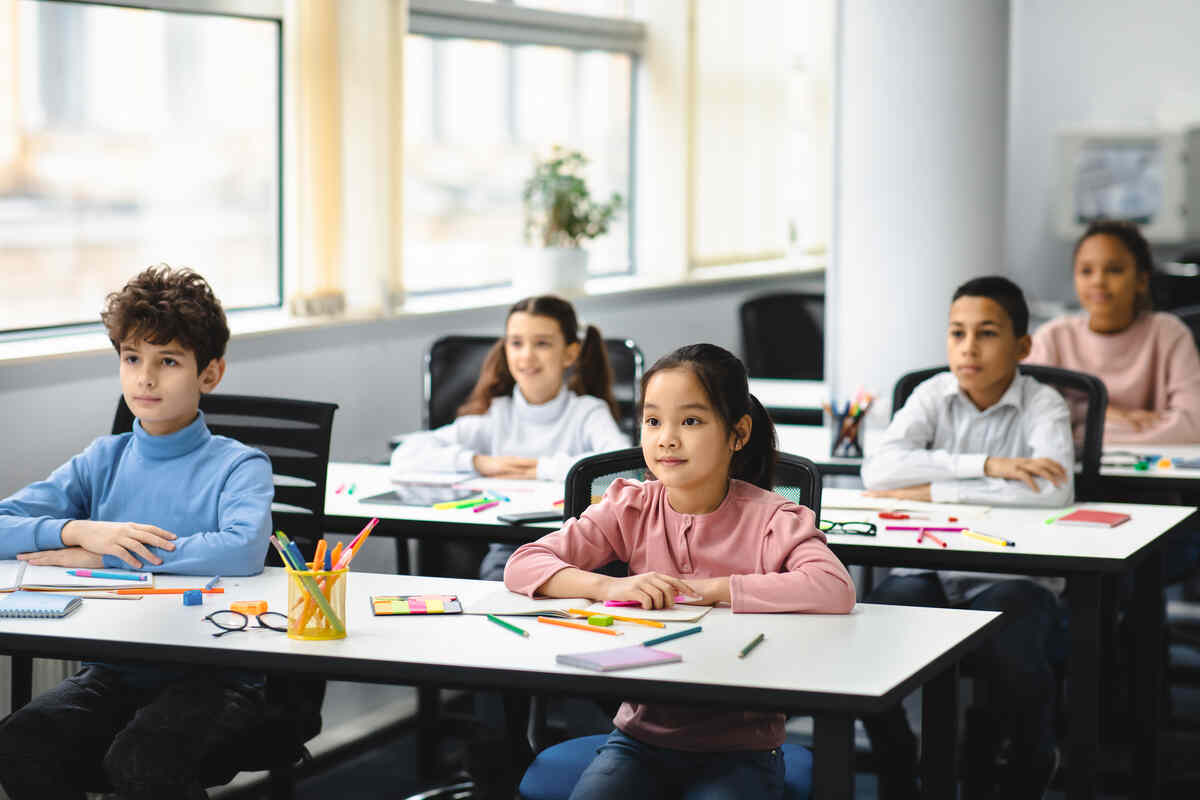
[557,645,682,672]
[0,591,81,618]
[371,594,462,615]
[18,564,154,591]
[0,561,26,592]
[465,587,714,623]
[1055,509,1131,528]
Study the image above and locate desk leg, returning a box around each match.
[9,655,31,712]
[1067,573,1101,800]
[417,686,440,780]
[921,664,958,800]
[812,711,854,800]
[1131,547,1164,800]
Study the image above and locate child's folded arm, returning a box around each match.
[0,451,93,558]
[862,385,987,489]
[930,474,1072,507]
[104,454,274,576]
[389,414,491,474]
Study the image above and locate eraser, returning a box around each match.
[231,600,269,615]
[588,614,614,627]
[1158,458,1173,469]
[183,589,203,606]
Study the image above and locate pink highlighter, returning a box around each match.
[606,594,702,607]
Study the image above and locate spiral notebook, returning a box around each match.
[0,590,82,618]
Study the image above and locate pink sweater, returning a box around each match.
[1026,312,1200,444]
[503,478,856,752]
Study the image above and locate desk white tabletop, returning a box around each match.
[325,463,561,530]
[1100,443,1200,480]
[776,423,881,466]
[748,379,827,411]
[0,569,999,708]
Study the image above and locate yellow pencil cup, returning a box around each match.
[286,567,348,641]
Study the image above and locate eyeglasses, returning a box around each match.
[818,520,877,536]
[203,609,288,638]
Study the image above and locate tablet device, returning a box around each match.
[360,484,478,507]
[497,510,563,525]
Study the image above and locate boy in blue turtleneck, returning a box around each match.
[0,265,273,800]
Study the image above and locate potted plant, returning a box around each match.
[518,146,623,294]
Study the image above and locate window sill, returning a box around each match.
[0,257,823,366]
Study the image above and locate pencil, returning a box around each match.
[918,530,948,548]
[963,530,1016,547]
[738,633,765,659]
[566,609,665,628]
[487,614,529,637]
[536,616,623,636]
[116,588,225,595]
[642,626,702,647]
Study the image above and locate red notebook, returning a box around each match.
[1055,509,1131,528]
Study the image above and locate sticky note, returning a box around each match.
[427,597,444,613]
[407,597,426,613]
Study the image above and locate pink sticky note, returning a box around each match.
[407,597,426,613]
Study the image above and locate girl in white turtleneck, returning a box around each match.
[391,295,630,579]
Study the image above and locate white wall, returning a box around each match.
[1007,0,1200,303]
[0,276,819,497]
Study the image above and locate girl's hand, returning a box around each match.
[17,547,104,569]
[60,520,176,568]
[1107,407,1163,432]
[984,457,1068,490]
[682,577,730,606]
[864,484,932,502]
[473,454,538,479]
[603,572,699,609]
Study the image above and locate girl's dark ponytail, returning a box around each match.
[456,338,513,418]
[640,343,779,490]
[569,324,620,422]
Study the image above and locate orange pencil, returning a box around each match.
[116,588,225,596]
[565,609,665,628]
[536,616,623,636]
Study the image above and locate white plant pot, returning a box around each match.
[515,247,589,296]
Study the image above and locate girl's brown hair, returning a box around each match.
[457,296,620,421]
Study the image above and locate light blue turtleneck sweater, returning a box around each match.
[0,411,273,575]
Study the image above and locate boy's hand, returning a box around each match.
[682,576,730,606]
[473,454,538,479]
[603,572,699,609]
[17,547,104,569]
[60,520,176,569]
[984,457,1067,490]
[865,484,932,502]
[1107,407,1163,432]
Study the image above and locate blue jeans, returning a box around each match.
[861,573,1063,792]
[568,728,786,800]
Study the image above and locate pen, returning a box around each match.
[918,530,948,548]
[963,530,1016,548]
[738,633,765,659]
[347,483,356,495]
[566,609,665,628]
[204,575,221,590]
[116,587,225,595]
[473,500,501,513]
[642,626,702,647]
[1045,509,1073,525]
[66,569,147,582]
[886,525,967,532]
[536,616,622,636]
[878,512,931,520]
[487,614,528,637]
[334,483,346,494]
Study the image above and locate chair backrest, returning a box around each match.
[424,334,644,436]
[739,292,824,380]
[112,393,338,542]
[1170,304,1200,353]
[564,448,822,521]
[891,364,1108,498]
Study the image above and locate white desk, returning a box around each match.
[749,379,827,426]
[0,569,1001,800]
[776,423,882,475]
[817,489,1195,800]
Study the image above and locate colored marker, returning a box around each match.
[536,616,622,636]
[116,587,225,595]
[886,525,967,532]
[204,575,221,590]
[347,483,357,495]
[642,626,702,647]
[487,614,529,637]
[738,633,765,659]
[918,530,948,548]
[66,569,147,582]
[963,530,1016,548]
[334,483,346,494]
[1045,509,1073,525]
[473,500,501,513]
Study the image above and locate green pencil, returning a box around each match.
[487,614,529,637]
[642,626,702,647]
[738,633,765,659]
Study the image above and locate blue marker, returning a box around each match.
[204,575,221,591]
[67,569,147,582]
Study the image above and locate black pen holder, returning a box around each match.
[830,413,864,459]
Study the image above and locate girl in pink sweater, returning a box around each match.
[504,343,855,800]
[1026,220,1200,444]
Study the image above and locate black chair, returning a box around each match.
[425,334,644,437]
[1170,304,1200,353]
[518,447,823,799]
[112,393,338,800]
[739,292,824,380]
[891,364,1108,500]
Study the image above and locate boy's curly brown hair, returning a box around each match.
[101,265,230,372]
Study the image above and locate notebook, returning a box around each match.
[466,587,714,623]
[0,561,25,592]
[371,594,463,615]
[1055,509,1131,528]
[18,564,154,591]
[557,644,682,672]
[0,590,82,618]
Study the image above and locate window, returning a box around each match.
[404,0,643,294]
[0,0,282,334]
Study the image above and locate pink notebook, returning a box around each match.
[1055,509,1131,528]
[556,645,683,672]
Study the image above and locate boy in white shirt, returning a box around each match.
[860,276,1070,800]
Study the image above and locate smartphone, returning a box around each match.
[496,510,563,525]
